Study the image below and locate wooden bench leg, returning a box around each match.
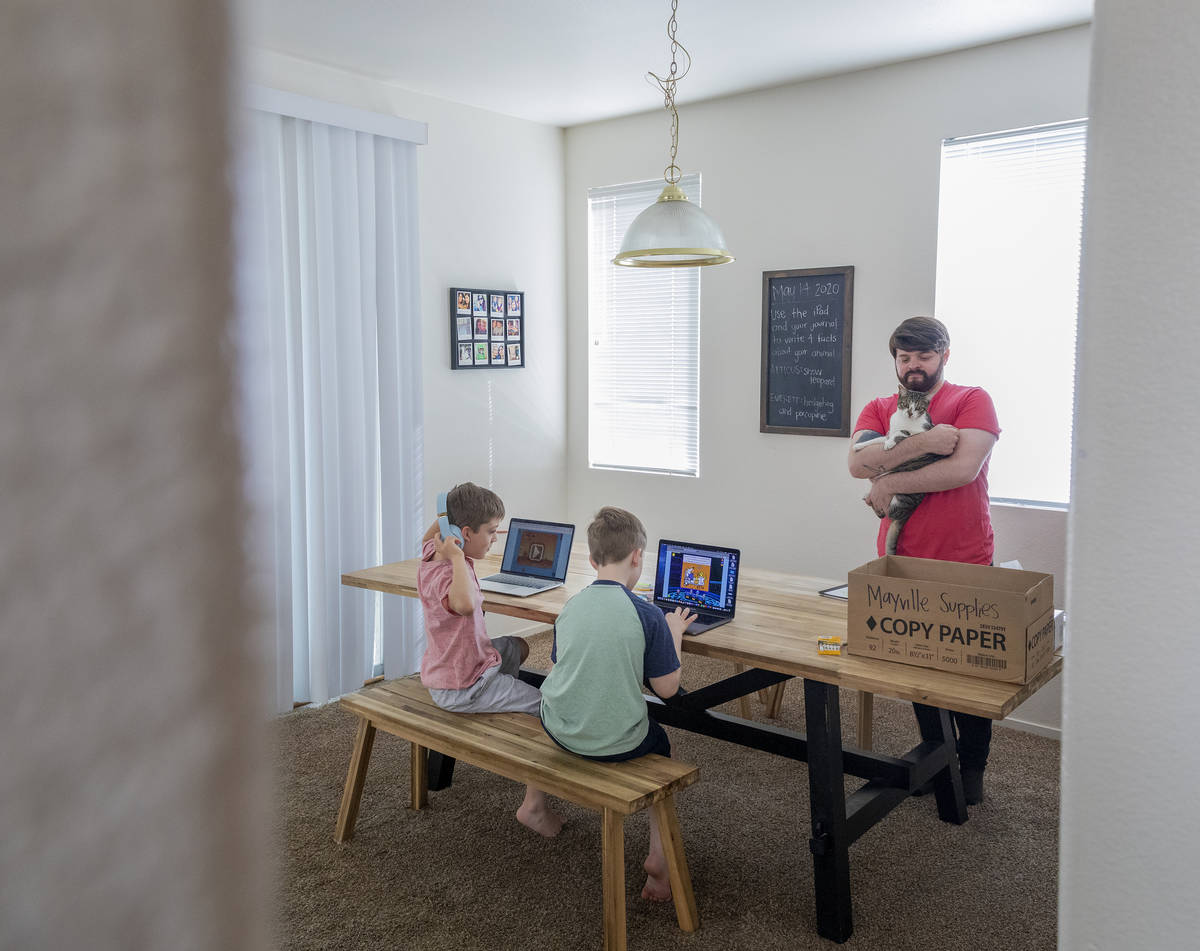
[654,795,700,933]
[410,743,428,810]
[601,809,626,951]
[335,717,376,842]
[856,691,874,750]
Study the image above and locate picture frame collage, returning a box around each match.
[451,287,525,369]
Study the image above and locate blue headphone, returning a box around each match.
[437,491,464,544]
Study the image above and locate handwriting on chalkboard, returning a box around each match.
[760,267,854,436]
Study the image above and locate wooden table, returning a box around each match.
[343,550,1063,943]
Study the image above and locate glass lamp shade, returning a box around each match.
[612,183,734,267]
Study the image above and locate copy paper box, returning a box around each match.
[846,556,1055,684]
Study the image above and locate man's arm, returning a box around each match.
[848,424,960,479]
[864,428,997,515]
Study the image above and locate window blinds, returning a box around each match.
[935,120,1087,505]
[587,175,701,476]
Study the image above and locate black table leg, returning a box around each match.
[425,751,456,790]
[913,705,968,824]
[803,679,853,943]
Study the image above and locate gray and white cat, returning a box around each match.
[854,387,943,554]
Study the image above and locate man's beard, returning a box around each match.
[898,360,944,393]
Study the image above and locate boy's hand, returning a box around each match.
[439,534,465,561]
[665,607,697,638]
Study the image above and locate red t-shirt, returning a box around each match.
[416,538,500,689]
[854,382,1000,565]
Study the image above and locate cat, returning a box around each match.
[853,386,944,554]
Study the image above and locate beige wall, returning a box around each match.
[1059,1,1200,945]
[565,26,1092,734]
[1,1,266,947]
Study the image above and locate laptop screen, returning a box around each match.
[653,539,741,617]
[499,518,575,580]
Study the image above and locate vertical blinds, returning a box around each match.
[587,175,701,476]
[935,120,1087,505]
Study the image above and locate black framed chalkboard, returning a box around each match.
[760,266,854,436]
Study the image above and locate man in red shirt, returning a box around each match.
[847,316,1000,804]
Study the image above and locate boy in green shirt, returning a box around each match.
[540,507,694,900]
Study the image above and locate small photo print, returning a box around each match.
[490,318,505,338]
[474,316,489,338]
[506,318,521,338]
[490,342,506,365]
[473,293,488,316]
[474,341,489,364]
[456,316,472,341]
[507,294,522,317]
[456,290,471,315]
[457,342,474,366]
[490,294,504,317]
[507,343,522,364]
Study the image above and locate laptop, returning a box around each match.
[478,517,576,597]
[652,539,741,635]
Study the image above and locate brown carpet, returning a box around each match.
[272,644,1060,950]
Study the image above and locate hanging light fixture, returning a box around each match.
[612,0,733,268]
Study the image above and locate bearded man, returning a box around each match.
[847,315,1000,805]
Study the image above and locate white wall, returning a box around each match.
[566,26,1091,733]
[247,50,569,528]
[1059,1,1200,946]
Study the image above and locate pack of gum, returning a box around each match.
[817,635,843,656]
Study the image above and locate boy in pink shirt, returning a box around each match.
[417,481,562,836]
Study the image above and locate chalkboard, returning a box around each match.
[760,266,854,436]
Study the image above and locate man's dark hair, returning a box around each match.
[889,316,950,357]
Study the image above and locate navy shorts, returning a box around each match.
[542,715,672,761]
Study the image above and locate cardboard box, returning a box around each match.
[846,556,1055,684]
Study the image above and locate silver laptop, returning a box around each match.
[479,517,575,597]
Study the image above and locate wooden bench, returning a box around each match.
[335,675,701,951]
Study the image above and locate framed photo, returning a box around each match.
[451,287,526,369]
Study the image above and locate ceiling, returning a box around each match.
[239,0,1092,128]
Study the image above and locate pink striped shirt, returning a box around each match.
[417,538,500,689]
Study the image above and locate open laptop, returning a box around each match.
[478,517,575,597]
[652,539,741,635]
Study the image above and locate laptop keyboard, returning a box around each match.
[493,574,552,588]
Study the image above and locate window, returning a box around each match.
[934,120,1087,506]
[587,176,701,476]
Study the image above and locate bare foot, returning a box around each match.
[516,801,564,838]
[641,853,672,902]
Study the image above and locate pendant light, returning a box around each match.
[612,0,734,268]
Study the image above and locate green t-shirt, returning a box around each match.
[539,580,679,757]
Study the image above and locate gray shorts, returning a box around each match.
[428,636,541,716]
